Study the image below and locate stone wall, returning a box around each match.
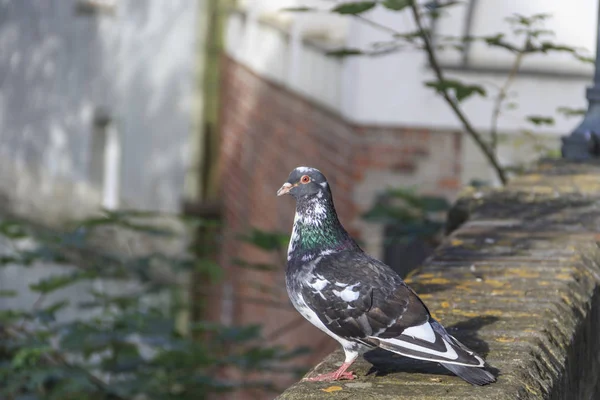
[277,160,600,399]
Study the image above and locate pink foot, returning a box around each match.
[303,361,357,382]
[304,371,356,381]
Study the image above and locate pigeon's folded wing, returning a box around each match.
[301,252,429,340]
[301,251,485,367]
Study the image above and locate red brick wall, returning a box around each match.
[218,55,463,391]
[354,125,463,195]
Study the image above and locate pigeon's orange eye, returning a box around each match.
[300,175,311,184]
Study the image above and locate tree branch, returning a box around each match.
[354,14,404,36]
[408,2,508,185]
[490,36,530,151]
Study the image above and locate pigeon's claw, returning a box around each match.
[303,362,356,381]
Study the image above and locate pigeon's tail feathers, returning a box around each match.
[373,333,485,367]
[369,319,495,384]
[372,322,496,386]
[441,362,496,386]
[370,320,485,368]
[437,324,496,385]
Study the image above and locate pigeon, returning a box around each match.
[277,166,496,385]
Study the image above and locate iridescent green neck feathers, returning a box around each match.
[287,195,358,264]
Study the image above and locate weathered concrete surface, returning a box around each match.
[277,160,600,399]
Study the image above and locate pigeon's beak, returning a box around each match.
[277,182,293,197]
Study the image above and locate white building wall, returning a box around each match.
[227,0,348,110]
[0,0,199,222]
[341,1,594,134]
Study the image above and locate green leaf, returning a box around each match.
[196,259,223,282]
[238,229,288,251]
[557,106,585,118]
[362,187,448,242]
[332,2,376,15]
[29,271,96,294]
[101,342,143,373]
[81,291,141,311]
[528,29,554,39]
[481,33,519,52]
[538,42,577,54]
[483,33,505,46]
[59,324,118,355]
[424,0,461,19]
[0,290,17,297]
[393,29,426,41]
[418,196,451,212]
[46,370,97,396]
[362,204,417,223]
[0,254,23,266]
[326,48,364,57]
[425,79,486,102]
[433,0,461,8]
[506,13,551,27]
[281,6,316,12]
[75,210,177,236]
[36,300,70,323]
[526,115,555,126]
[0,220,28,239]
[11,345,52,368]
[574,53,594,64]
[382,0,411,11]
[0,309,30,323]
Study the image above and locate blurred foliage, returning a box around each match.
[288,2,591,184]
[237,228,289,253]
[332,1,376,14]
[363,187,451,245]
[424,79,486,103]
[556,106,586,118]
[0,211,305,399]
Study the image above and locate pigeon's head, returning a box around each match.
[277,166,330,200]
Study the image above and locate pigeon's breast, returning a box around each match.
[285,260,359,351]
[287,281,359,352]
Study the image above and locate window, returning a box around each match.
[75,0,117,16]
[89,109,121,210]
